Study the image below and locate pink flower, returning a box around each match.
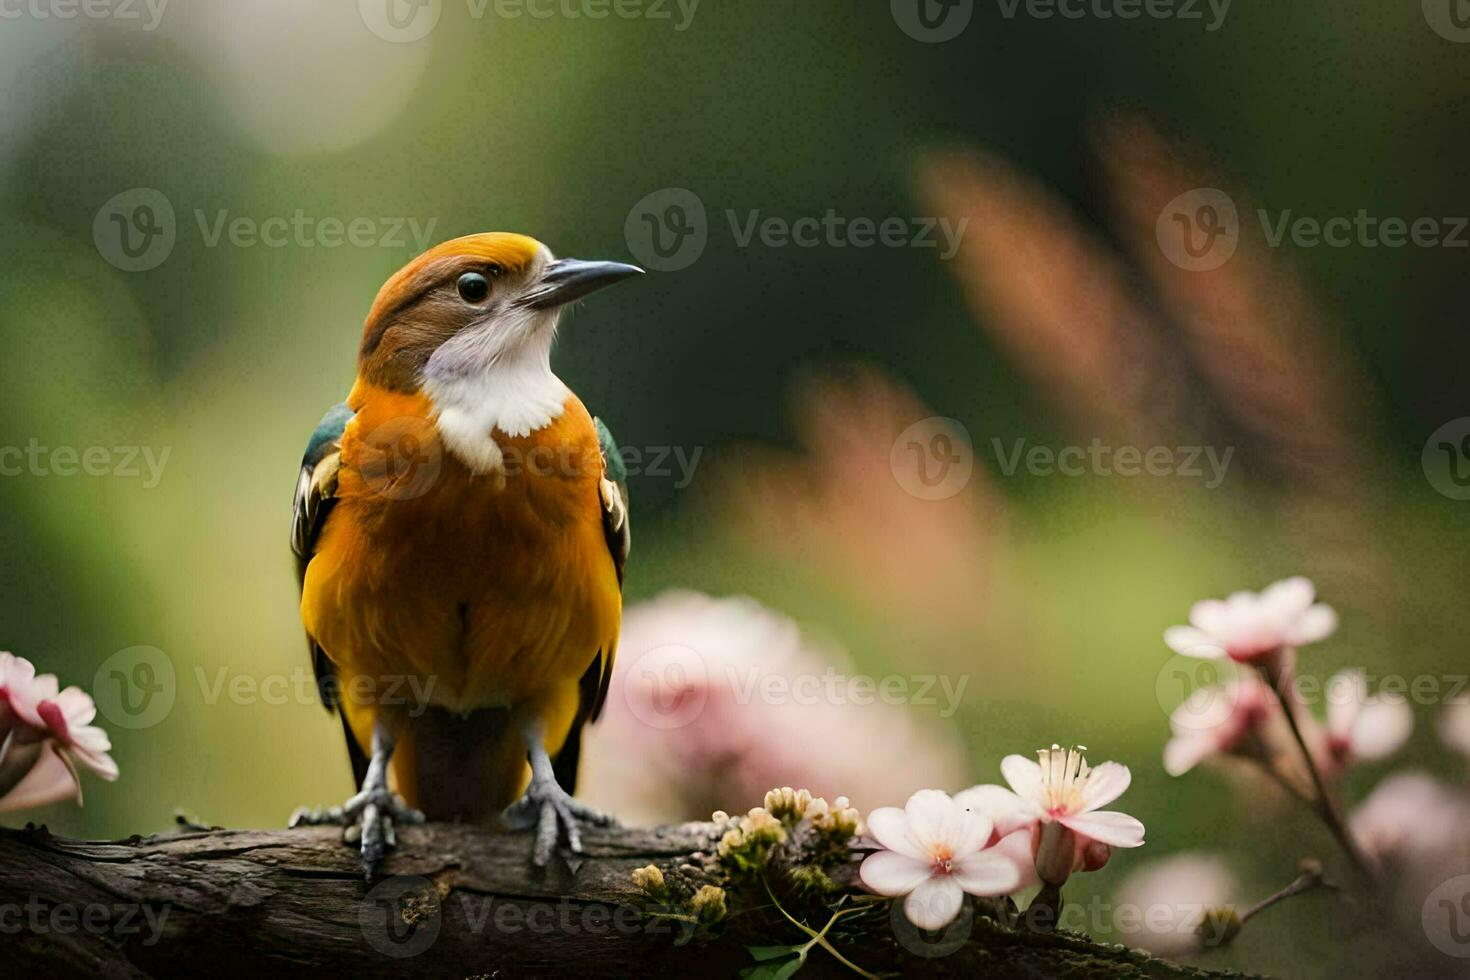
[0,652,117,813]
[1351,772,1470,871]
[963,746,1145,887]
[579,591,968,826]
[1162,672,1276,776]
[1164,577,1337,664]
[1438,701,1470,762]
[1318,669,1411,773]
[860,789,1023,929]
[1112,854,1240,957]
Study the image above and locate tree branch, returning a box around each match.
[0,822,1252,978]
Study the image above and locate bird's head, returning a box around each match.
[357,232,642,391]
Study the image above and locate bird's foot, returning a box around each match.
[288,788,425,880]
[503,777,615,867]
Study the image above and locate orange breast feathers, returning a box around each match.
[299,379,622,734]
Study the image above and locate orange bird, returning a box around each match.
[288,233,640,874]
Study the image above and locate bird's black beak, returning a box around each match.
[523,258,644,310]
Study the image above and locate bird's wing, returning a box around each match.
[552,416,629,793]
[290,402,355,711]
[291,402,369,786]
[587,416,629,723]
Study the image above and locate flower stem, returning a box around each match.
[1240,862,1335,925]
[1025,882,1064,933]
[761,877,879,979]
[1258,658,1375,885]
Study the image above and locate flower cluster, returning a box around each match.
[1140,576,1470,957]
[0,652,118,812]
[858,746,1145,930]
[1163,578,1415,785]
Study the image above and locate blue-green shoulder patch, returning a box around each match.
[593,416,627,484]
[305,403,354,467]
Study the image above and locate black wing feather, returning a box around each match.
[290,402,368,786]
[553,417,630,791]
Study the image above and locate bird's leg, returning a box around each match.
[288,721,425,880]
[502,718,615,867]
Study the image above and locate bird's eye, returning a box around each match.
[457,272,490,304]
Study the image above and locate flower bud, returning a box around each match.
[1032,821,1077,887]
[691,885,727,924]
[631,864,667,900]
[1080,840,1111,872]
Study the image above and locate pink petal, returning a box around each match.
[993,829,1039,890]
[903,875,964,931]
[69,742,119,781]
[0,742,82,813]
[53,687,97,727]
[1163,626,1223,659]
[1060,810,1145,848]
[1163,732,1217,776]
[1188,599,1233,636]
[1351,699,1412,761]
[1288,604,1338,646]
[1439,702,1470,759]
[951,849,1022,896]
[1325,670,1365,738]
[1261,577,1314,620]
[1000,754,1046,809]
[955,784,1036,838]
[866,806,924,860]
[904,789,990,858]
[860,850,933,896]
[1080,762,1131,811]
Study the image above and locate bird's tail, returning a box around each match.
[387,705,528,822]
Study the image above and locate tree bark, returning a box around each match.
[0,822,1251,978]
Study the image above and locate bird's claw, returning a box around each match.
[503,779,615,867]
[289,788,425,880]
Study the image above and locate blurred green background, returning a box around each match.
[2,1,1468,975]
